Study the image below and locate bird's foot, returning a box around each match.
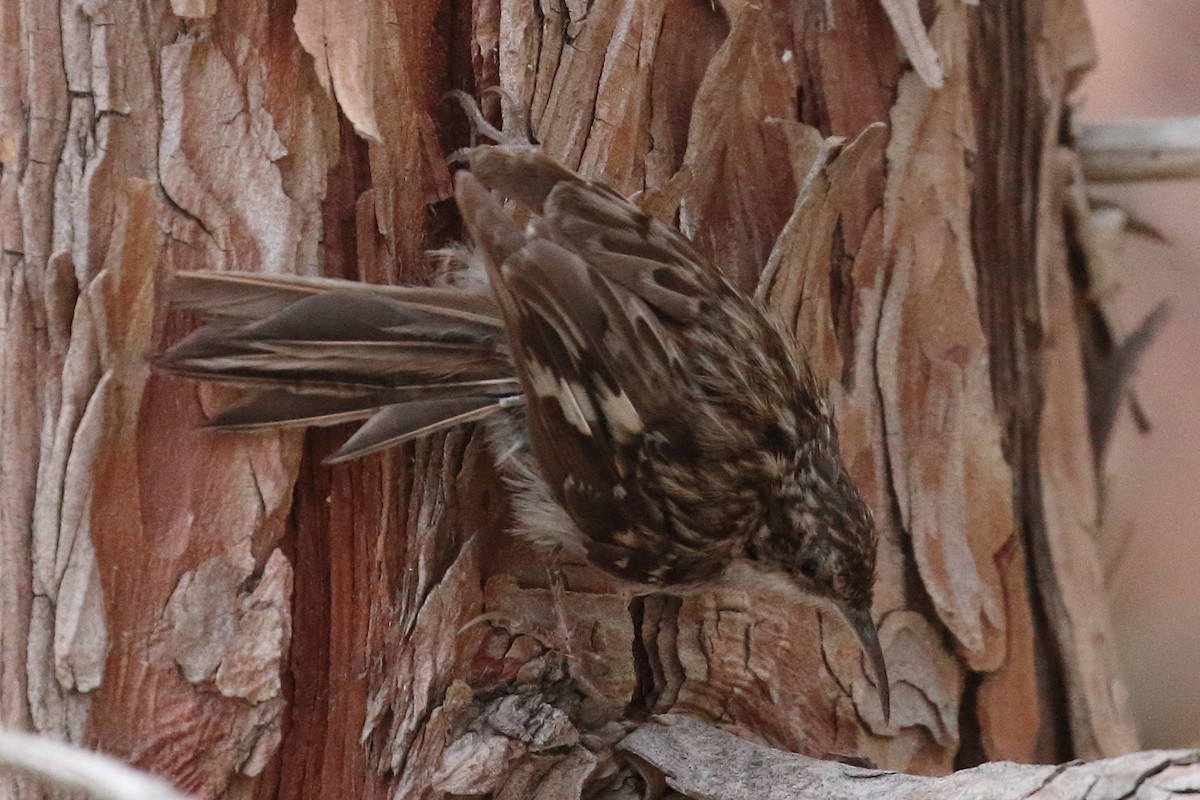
[445,87,536,165]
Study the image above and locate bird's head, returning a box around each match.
[740,438,890,723]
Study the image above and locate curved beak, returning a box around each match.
[841,605,890,725]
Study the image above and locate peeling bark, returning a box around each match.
[0,0,1149,797]
[619,715,1200,800]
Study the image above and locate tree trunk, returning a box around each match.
[0,0,1166,797]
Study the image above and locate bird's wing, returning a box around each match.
[456,147,732,580]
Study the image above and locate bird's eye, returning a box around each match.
[746,541,761,561]
[799,558,820,579]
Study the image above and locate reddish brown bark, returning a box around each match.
[0,0,1146,797]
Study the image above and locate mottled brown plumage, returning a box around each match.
[157,135,889,721]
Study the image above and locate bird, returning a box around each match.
[155,113,890,723]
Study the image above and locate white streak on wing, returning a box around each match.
[597,386,643,442]
[614,530,639,548]
[524,358,595,435]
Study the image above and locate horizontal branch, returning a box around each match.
[619,715,1200,799]
[1077,116,1200,182]
[0,728,191,800]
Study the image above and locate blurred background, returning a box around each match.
[1083,0,1200,748]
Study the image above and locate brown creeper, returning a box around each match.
[157,139,890,722]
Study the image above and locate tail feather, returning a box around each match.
[238,291,501,344]
[161,331,510,387]
[230,338,505,381]
[207,390,400,430]
[170,270,503,327]
[157,271,522,448]
[327,397,518,463]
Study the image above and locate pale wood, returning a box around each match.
[620,715,1200,800]
[0,728,191,800]
[4,717,1198,800]
[1077,117,1200,182]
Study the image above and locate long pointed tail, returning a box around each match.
[156,270,522,462]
